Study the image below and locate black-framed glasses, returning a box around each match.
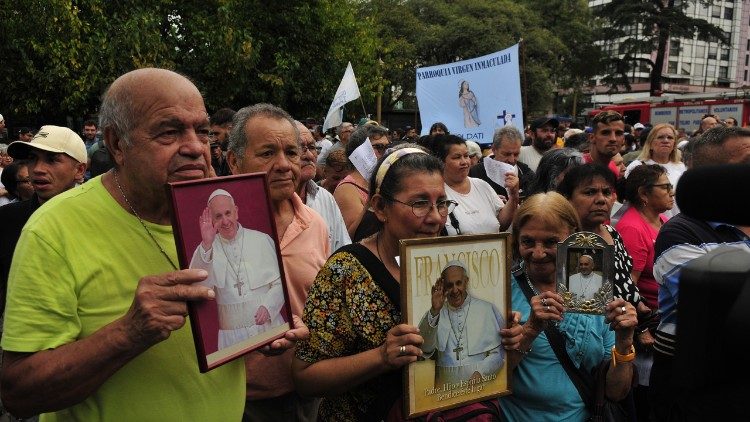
[300,144,322,154]
[372,143,391,153]
[386,196,458,217]
[650,183,674,192]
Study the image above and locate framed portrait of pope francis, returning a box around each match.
[168,172,292,372]
[400,233,511,418]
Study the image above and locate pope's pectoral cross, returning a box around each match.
[234,280,244,296]
[453,345,464,360]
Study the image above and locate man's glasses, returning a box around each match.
[372,143,391,153]
[650,183,674,192]
[300,144,322,154]
[385,196,458,217]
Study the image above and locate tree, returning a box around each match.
[596,0,727,96]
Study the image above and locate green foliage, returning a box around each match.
[0,0,599,125]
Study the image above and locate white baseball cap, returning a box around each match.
[633,123,645,130]
[8,125,87,163]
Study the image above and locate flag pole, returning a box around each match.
[359,97,368,119]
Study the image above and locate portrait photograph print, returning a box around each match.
[168,173,292,372]
[556,232,614,315]
[400,233,511,418]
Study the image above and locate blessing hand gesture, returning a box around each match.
[199,207,217,251]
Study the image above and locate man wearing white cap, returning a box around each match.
[419,261,505,386]
[0,126,87,320]
[190,188,285,349]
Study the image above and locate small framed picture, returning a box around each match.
[400,234,512,418]
[167,173,292,372]
[556,232,614,315]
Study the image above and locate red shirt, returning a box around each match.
[583,153,619,178]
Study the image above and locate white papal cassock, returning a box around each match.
[190,225,284,349]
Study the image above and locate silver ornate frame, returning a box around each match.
[555,231,614,315]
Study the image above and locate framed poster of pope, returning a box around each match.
[400,233,512,418]
[167,173,292,372]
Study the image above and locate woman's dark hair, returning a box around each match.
[564,133,589,151]
[556,163,617,199]
[429,122,449,136]
[430,134,466,162]
[0,162,23,199]
[369,145,444,201]
[528,148,584,195]
[623,164,666,206]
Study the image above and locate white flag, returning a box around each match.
[323,62,361,131]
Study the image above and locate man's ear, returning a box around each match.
[105,127,126,167]
[227,150,239,175]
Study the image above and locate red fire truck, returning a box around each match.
[587,91,750,133]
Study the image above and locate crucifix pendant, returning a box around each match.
[453,345,463,360]
[234,280,244,296]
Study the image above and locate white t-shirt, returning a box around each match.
[624,159,686,219]
[518,145,544,172]
[445,177,503,235]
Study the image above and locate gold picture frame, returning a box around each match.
[556,231,615,315]
[400,233,512,418]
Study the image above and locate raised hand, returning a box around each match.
[430,278,445,317]
[199,207,217,250]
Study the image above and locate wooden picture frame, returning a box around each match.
[556,231,614,315]
[400,234,512,418]
[167,173,292,372]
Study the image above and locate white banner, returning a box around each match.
[323,62,362,131]
[416,45,523,146]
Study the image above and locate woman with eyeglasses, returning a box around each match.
[615,164,673,420]
[499,192,637,421]
[431,134,518,235]
[624,123,685,219]
[293,146,457,421]
[333,124,391,238]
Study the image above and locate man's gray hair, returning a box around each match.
[692,126,750,168]
[228,103,300,163]
[0,144,8,154]
[336,122,353,136]
[348,124,388,148]
[492,126,523,149]
[98,83,138,148]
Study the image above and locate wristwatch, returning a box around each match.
[611,345,636,367]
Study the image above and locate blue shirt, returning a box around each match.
[499,276,614,422]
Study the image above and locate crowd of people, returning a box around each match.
[0,68,749,422]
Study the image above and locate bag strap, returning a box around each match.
[516,272,594,410]
[339,243,401,312]
[447,211,461,235]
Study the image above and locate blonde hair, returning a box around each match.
[637,123,682,163]
[511,192,581,253]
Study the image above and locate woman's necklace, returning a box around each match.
[113,169,178,270]
[376,232,398,277]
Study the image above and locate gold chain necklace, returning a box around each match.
[113,169,178,270]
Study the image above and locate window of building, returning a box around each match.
[712,5,721,18]
[747,39,749,50]
[670,40,681,56]
[744,70,747,82]
[723,31,732,45]
[681,63,691,75]
[708,45,718,59]
[719,66,728,78]
[696,44,706,57]
[745,55,748,66]
[721,48,730,60]
[682,40,693,56]
[708,64,717,76]
[724,7,733,20]
[695,63,705,77]
[668,61,678,74]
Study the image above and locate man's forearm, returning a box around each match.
[1,317,148,417]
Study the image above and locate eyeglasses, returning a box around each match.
[650,183,674,192]
[372,143,391,153]
[300,144,322,154]
[385,196,458,217]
